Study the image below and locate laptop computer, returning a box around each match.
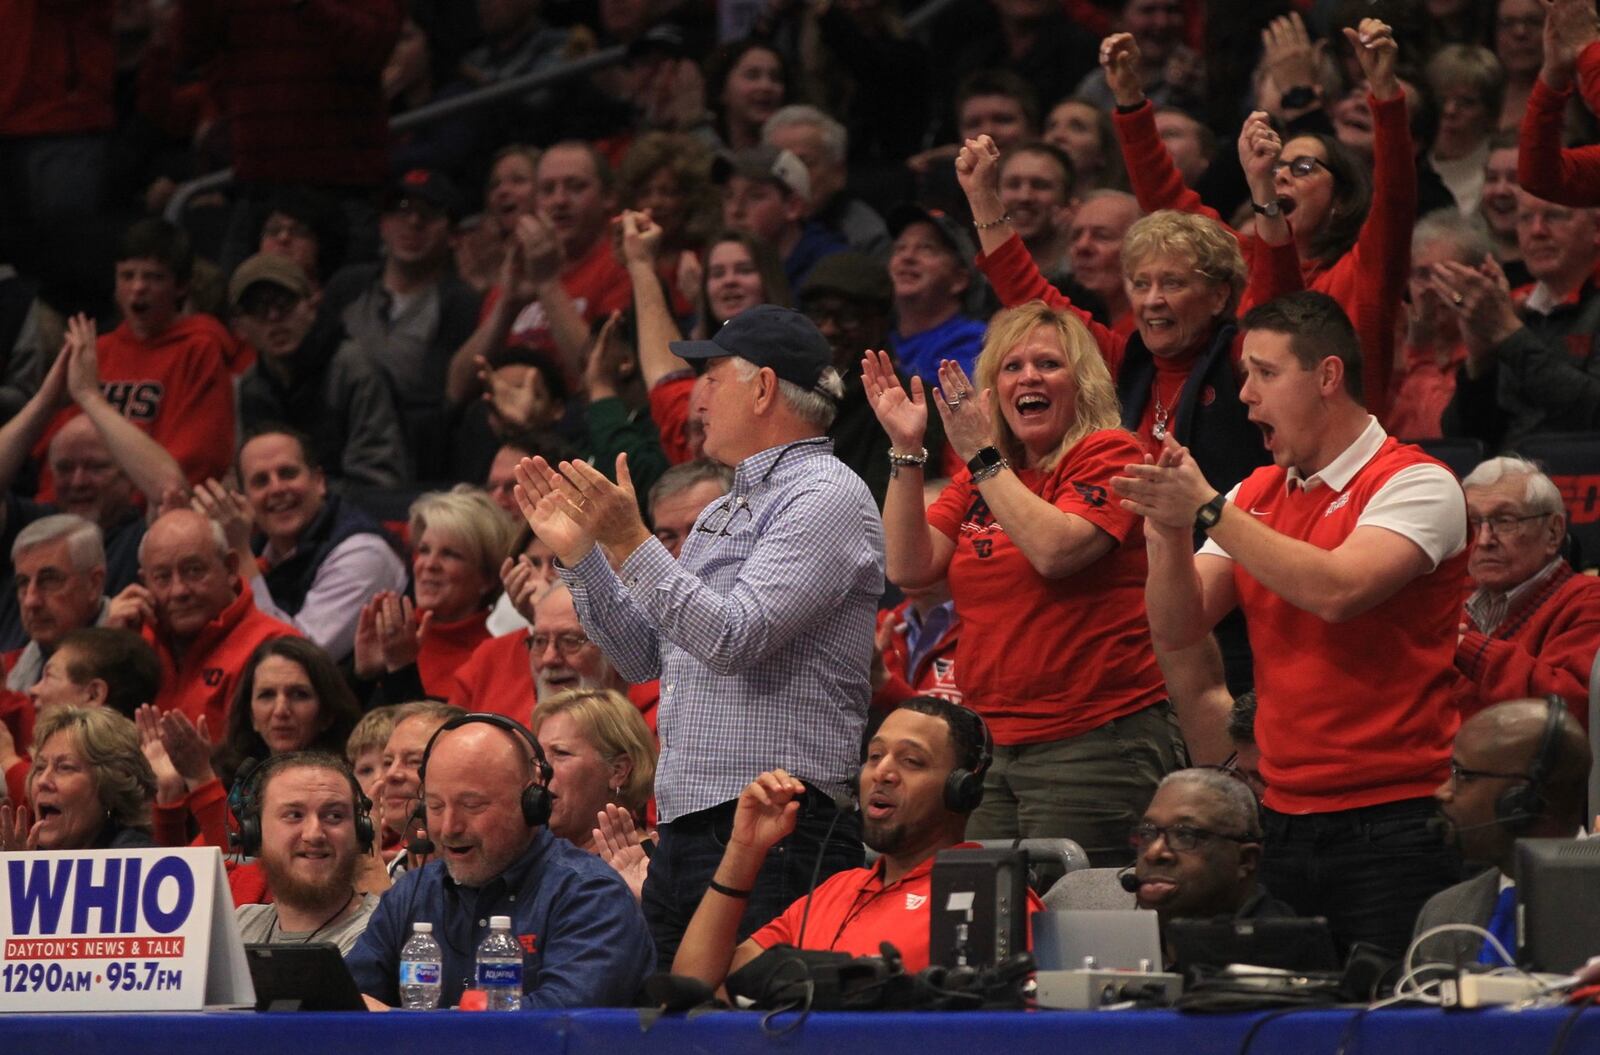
[1031,910,1163,971]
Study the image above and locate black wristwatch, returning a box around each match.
[1251,198,1283,218]
[967,446,1003,475]
[1280,85,1318,110]
[1195,493,1227,531]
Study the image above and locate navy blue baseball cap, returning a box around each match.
[669,304,834,392]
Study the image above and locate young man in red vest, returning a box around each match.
[1114,290,1469,956]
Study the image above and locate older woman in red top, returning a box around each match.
[864,302,1180,865]
[355,486,516,702]
[1099,18,1413,419]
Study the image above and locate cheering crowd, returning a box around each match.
[1,0,1599,1009]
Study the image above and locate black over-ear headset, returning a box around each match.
[1495,694,1569,835]
[233,754,376,857]
[417,713,554,828]
[944,705,994,814]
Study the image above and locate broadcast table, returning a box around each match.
[4,1006,1598,1054]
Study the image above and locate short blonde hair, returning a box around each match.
[346,704,402,763]
[1426,44,1507,120]
[530,688,658,820]
[408,485,518,610]
[972,302,1123,472]
[1121,210,1247,316]
[29,708,155,834]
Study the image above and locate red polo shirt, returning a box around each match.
[750,842,1043,971]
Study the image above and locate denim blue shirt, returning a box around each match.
[345,826,654,1008]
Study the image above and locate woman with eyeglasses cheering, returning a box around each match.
[864,302,1182,866]
[1098,18,1412,423]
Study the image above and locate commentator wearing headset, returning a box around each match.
[672,697,1044,986]
[1412,697,1591,967]
[345,713,655,1009]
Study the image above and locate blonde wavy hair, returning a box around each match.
[1121,210,1247,316]
[407,485,518,611]
[29,707,155,834]
[972,301,1122,472]
[530,688,658,821]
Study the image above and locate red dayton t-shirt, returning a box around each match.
[480,236,633,354]
[750,842,1044,972]
[926,430,1164,746]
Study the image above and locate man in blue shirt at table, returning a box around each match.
[345,714,654,1009]
[1412,697,1590,967]
[513,304,885,970]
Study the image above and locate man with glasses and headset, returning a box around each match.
[1129,768,1294,946]
[1454,456,1600,723]
[513,303,884,970]
[1414,696,1590,967]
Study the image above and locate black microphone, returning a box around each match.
[406,801,434,857]
[795,784,856,950]
[1117,865,1141,893]
[1426,814,1525,842]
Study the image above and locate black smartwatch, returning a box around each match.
[967,446,1003,475]
[1280,85,1318,110]
[1194,493,1227,531]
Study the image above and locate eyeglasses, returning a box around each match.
[1130,822,1259,853]
[695,496,753,537]
[236,288,303,321]
[1272,156,1334,179]
[527,631,591,656]
[1468,512,1552,537]
[1448,759,1531,787]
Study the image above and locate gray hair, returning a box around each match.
[138,512,229,566]
[731,357,844,430]
[1412,208,1493,264]
[1158,768,1262,839]
[648,459,734,514]
[13,514,105,571]
[763,105,847,165]
[1462,455,1565,515]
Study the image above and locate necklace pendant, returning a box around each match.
[1152,421,1167,442]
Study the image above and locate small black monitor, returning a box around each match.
[1515,838,1600,973]
[244,943,368,1011]
[1167,917,1339,974]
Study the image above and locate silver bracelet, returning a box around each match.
[888,447,929,478]
[973,214,1012,231]
[970,458,1010,484]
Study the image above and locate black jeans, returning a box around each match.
[641,786,864,973]
[1260,796,1462,957]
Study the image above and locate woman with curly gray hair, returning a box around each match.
[1,708,156,851]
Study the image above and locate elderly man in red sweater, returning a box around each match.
[107,508,297,737]
[1455,456,1600,725]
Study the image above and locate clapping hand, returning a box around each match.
[136,704,186,804]
[594,803,651,901]
[354,592,430,677]
[1111,434,1218,538]
[930,359,998,464]
[861,350,929,452]
[0,803,39,852]
[514,455,651,563]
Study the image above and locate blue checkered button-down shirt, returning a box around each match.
[561,438,885,822]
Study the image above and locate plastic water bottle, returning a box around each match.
[475,915,523,1011]
[398,922,443,1010]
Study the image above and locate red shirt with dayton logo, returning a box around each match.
[925,429,1164,746]
[749,841,1043,970]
